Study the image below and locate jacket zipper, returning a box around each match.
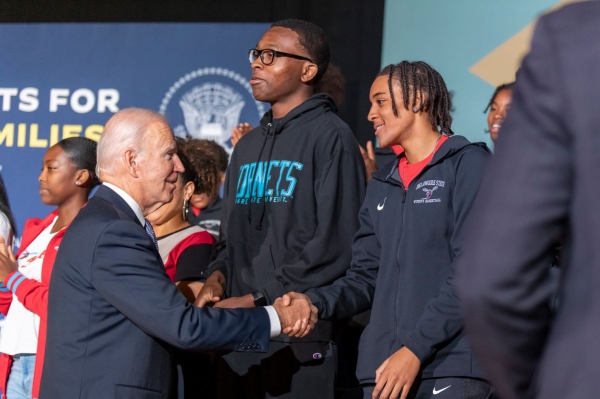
[389,160,438,354]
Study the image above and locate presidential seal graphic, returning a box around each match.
[159,67,266,154]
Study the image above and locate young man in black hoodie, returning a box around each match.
[198,19,366,398]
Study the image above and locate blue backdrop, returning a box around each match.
[381,0,577,147]
[0,23,270,237]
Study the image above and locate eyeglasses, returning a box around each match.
[248,48,313,66]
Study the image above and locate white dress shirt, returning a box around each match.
[101,183,281,337]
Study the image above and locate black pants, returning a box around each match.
[348,377,495,399]
[217,341,337,399]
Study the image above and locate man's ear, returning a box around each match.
[124,149,140,178]
[300,62,318,84]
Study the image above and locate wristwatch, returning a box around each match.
[252,291,267,307]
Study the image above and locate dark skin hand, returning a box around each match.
[0,237,17,284]
[213,293,254,308]
[372,347,421,399]
[194,270,225,307]
[231,123,253,147]
[359,140,377,181]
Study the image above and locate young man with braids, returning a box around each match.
[285,61,495,398]
[197,19,366,398]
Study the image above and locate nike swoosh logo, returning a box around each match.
[377,197,387,211]
[433,385,451,395]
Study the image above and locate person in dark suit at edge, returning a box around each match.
[456,2,600,398]
[0,108,317,399]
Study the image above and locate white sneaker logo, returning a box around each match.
[377,197,387,211]
[433,385,451,395]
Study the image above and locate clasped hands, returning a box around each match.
[0,237,17,284]
[194,272,317,338]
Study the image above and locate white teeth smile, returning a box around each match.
[375,125,384,131]
[492,124,501,129]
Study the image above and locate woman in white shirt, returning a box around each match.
[0,138,98,399]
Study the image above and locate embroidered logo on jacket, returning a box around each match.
[413,180,444,204]
[235,160,303,204]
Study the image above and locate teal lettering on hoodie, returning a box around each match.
[235,160,303,204]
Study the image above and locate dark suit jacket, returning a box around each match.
[457,3,600,399]
[40,185,270,399]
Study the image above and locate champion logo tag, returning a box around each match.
[312,353,322,360]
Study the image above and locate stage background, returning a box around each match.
[0,23,271,233]
[381,0,587,147]
[0,0,385,236]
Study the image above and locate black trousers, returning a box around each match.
[347,377,496,399]
[217,341,337,399]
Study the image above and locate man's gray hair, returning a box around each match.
[97,108,168,178]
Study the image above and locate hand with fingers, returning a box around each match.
[273,291,318,338]
[0,237,17,284]
[359,140,377,181]
[372,347,421,399]
[231,123,254,147]
[194,270,225,307]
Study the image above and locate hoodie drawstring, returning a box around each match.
[247,123,272,229]
[255,129,277,230]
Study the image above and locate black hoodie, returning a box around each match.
[307,136,491,383]
[210,94,366,344]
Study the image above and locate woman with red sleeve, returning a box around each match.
[0,137,98,399]
[146,137,219,398]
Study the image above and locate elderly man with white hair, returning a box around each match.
[25,108,316,399]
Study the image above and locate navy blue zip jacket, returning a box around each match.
[307,135,490,383]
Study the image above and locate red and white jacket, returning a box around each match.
[0,210,64,399]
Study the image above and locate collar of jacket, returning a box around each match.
[371,135,490,185]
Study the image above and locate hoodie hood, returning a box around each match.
[258,93,338,135]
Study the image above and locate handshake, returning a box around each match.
[194,271,318,338]
[273,292,318,338]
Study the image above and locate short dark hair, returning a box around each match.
[377,61,454,136]
[56,137,99,186]
[484,83,514,113]
[180,139,224,200]
[0,173,17,236]
[271,19,330,84]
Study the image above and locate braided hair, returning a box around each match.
[377,61,454,136]
[0,172,17,236]
[484,82,514,113]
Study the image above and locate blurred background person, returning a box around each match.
[0,172,17,343]
[147,137,219,399]
[0,173,16,252]
[184,139,228,239]
[484,83,513,142]
[457,3,600,398]
[0,137,98,399]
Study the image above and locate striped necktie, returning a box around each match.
[144,219,159,252]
